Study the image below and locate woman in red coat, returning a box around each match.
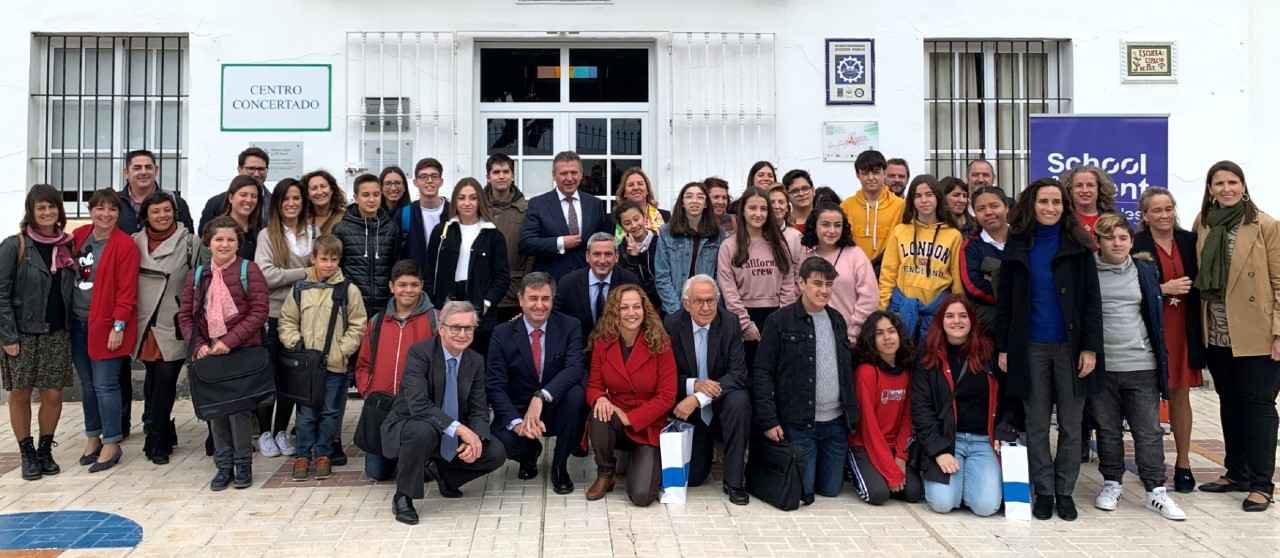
[585,284,676,506]
[70,189,140,473]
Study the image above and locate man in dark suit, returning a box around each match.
[519,151,611,282]
[556,233,639,344]
[665,274,752,505]
[381,301,506,525]
[487,272,586,494]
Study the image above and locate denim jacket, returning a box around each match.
[751,302,859,432]
[653,225,721,315]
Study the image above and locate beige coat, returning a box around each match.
[132,225,196,361]
[278,268,368,373]
[254,227,311,318]
[1195,210,1280,357]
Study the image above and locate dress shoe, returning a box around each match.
[88,447,123,473]
[1198,477,1248,493]
[428,462,462,498]
[233,462,253,489]
[723,484,750,506]
[517,460,538,480]
[551,466,574,495]
[393,493,419,525]
[801,493,815,506]
[1032,494,1054,520]
[79,446,101,466]
[36,435,60,475]
[1056,495,1078,521]
[1173,467,1195,494]
[210,467,233,491]
[1243,492,1273,512]
[585,471,615,500]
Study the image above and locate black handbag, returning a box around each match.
[746,435,803,511]
[277,281,349,407]
[189,345,273,420]
[355,391,395,456]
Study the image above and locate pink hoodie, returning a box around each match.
[717,229,802,338]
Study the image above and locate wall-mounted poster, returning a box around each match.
[826,38,875,105]
[823,121,879,161]
[1121,41,1177,83]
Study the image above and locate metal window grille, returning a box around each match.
[924,39,1072,194]
[345,32,455,181]
[670,32,776,187]
[29,35,189,217]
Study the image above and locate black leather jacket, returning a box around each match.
[0,234,76,343]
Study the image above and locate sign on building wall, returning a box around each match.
[1028,115,1169,223]
[1121,41,1177,83]
[221,64,332,131]
[825,38,875,105]
[249,142,304,181]
[822,121,878,161]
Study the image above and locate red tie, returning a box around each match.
[531,328,543,381]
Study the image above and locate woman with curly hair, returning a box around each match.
[849,310,922,505]
[1061,165,1116,235]
[584,284,676,506]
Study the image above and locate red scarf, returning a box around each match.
[146,225,177,253]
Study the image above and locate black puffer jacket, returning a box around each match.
[333,204,401,313]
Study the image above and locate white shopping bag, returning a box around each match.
[659,420,696,504]
[1001,442,1032,520]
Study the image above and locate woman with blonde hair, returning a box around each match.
[613,167,668,241]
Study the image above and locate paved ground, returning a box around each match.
[0,387,1276,558]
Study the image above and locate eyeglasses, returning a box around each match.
[416,173,442,182]
[442,324,477,335]
[688,297,717,307]
[787,185,813,195]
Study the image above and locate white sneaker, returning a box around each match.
[258,432,281,458]
[1146,487,1187,521]
[274,431,295,456]
[1095,480,1123,511]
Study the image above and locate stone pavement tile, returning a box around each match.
[57,550,132,558]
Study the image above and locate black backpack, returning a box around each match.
[277,280,350,407]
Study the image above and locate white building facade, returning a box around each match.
[2,0,1276,225]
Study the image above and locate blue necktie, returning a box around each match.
[440,357,459,461]
[695,328,713,424]
[593,281,608,322]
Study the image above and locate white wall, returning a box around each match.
[0,0,1264,228]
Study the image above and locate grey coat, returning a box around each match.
[0,234,76,343]
[132,225,196,361]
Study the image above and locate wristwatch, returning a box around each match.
[112,321,126,333]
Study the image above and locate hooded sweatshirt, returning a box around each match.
[842,189,906,263]
[877,221,964,309]
[716,230,801,337]
[1096,255,1157,372]
[355,295,436,396]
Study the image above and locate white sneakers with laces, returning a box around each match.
[258,431,281,458]
[1146,487,1187,521]
[1095,480,1123,511]
[274,431,295,457]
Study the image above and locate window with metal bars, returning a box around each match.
[29,35,189,217]
[924,39,1071,195]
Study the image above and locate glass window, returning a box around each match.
[487,118,518,155]
[480,48,560,102]
[580,158,608,198]
[568,49,648,102]
[611,118,642,155]
[575,118,607,155]
[523,118,554,155]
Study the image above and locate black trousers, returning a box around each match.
[491,384,586,471]
[589,415,661,507]
[119,357,133,431]
[849,445,923,505]
[742,306,778,373]
[141,359,182,433]
[1023,342,1086,497]
[1207,345,1280,494]
[394,419,506,499]
[688,389,751,489]
[256,319,294,435]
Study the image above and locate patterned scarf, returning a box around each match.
[205,257,240,339]
[1195,202,1246,301]
[24,226,75,273]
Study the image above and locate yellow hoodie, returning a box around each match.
[877,220,965,309]
[841,190,906,263]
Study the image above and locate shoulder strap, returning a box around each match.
[16,234,24,265]
[366,311,384,391]
[238,259,249,292]
[193,264,204,289]
[401,205,411,233]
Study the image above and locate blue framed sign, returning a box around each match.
[826,38,875,105]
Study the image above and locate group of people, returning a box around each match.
[1,145,1277,526]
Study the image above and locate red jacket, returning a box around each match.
[73,225,139,360]
[177,256,269,351]
[586,334,677,447]
[849,363,913,488]
[354,300,435,396]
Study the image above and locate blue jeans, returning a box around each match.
[70,320,125,444]
[924,432,1003,516]
[364,452,398,481]
[295,373,348,459]
[783,418,849,498]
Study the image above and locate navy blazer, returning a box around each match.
[555,266,640,345]
[663,308,748,399]
[518,189,611,281]
[485,311,586,428]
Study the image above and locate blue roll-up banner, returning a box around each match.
[1028,115,1169,224]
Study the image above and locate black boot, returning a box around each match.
[330,438,348,466]
[36,435,60,475]
[233,462,253,489]
[166,420,179,449]
[210,466,233,491]
[18,437,41,481]
[143,425,158,460]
